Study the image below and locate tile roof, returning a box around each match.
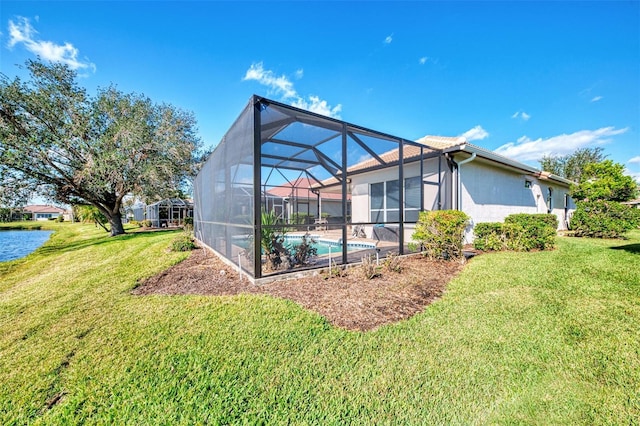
[266,178,346,200]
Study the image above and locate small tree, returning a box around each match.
[569,160,638,238]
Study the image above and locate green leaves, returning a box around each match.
[1,60,203,235]
[412,210,470,260]
[539,147,606,182]
[570,160,638,202]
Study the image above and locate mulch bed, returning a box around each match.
[132,247,467,331]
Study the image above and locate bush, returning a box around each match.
[56,215,64,223]
[360,254,379,279]
[383,252,403,273]
[504,213,558,251]
[474,214,558,251]
[473,222,505,251]
[183,217,193,226]
[570,200,640,239]
[290,234,318,266]
[412,210,470,260]
[171,233,196,252]
[143,219,152,228]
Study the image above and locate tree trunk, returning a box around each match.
[108,211,126,236]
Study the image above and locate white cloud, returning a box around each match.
[294,69,304,79]
[628,156,640,164]
[512,111,531,121]
[384,34,393,44]
[7,16,95,72]
[419,57,428,65]
[243,62,342,118]
[243,62,297,99]
[291,95,342,118]
[460,125,489,142]
[591,96,603,102]
[495,126,628,162]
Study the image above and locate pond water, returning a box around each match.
[0,230,54,262]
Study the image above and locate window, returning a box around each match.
[370,176,421,223]
[404,176,421,221]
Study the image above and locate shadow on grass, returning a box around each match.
[37,229,183,256]
[610,243,640,255]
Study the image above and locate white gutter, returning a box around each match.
[455,152,476,211]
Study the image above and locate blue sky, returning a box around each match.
[2,1,639,183]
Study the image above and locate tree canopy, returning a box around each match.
[0,60,203,235]
[570,160,637,202]
[539,147,606,182]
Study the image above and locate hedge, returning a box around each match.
[474,213,558,251]
[570,200,640,239]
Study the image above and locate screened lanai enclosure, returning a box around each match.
[146,198,193,228]
[194,95,445,281]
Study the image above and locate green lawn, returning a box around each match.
[1,222,638,424]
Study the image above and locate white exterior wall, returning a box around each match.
[458,159,574,242]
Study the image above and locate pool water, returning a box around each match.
[283,235,375,256]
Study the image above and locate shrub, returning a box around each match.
[504,213,558,251]
[383,252,403,273]
[474,214,558,251]
[473,222,505,251]
[290,234,318,266]
[143,219,152,228]
[183,216,193,226]
[171,233,196,252]
[412,210,470,260]
[360,254,379,279]
[570,200,640,239]
[291,212,313,225]
[56,215,64,223]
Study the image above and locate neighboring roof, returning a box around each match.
[23,205,66,214]
[266,178,346,200]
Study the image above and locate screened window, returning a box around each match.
[370,177,421,223]
[404,176,421,222]
[371,182,385,222]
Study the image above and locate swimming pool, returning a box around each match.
[283,234,375,256]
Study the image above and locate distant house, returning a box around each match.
[265,177,347,224]
[23,205,66,221]
[145,198,193,227]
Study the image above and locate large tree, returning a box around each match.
[539,147,606,182]
[0,60,202,235]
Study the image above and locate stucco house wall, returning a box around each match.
[456,158,574,242]
[349,151,575,244]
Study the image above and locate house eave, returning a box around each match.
[446,144,575,187]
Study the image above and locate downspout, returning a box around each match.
[453,152,476,211]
